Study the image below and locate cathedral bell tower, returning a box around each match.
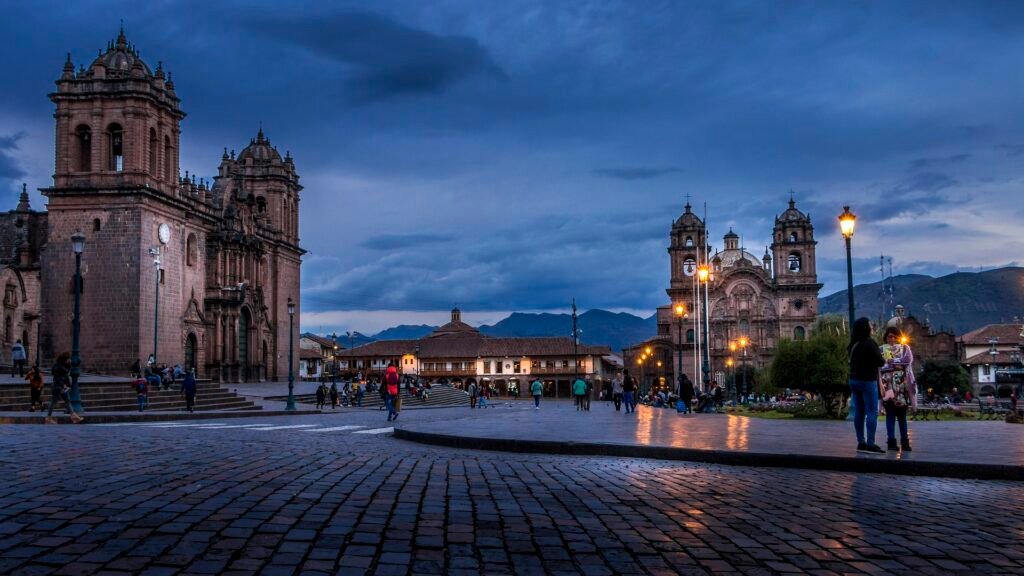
[49,27,184,195]
[771,196,817,284]
[667,202,706,304]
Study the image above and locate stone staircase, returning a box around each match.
[0,380,261,412]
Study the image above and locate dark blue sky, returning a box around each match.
[2,1,1022,333]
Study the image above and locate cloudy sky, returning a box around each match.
[2,1,1022,334]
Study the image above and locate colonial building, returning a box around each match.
[884,307,957,367]
[626,198,821,392]
[1,29,303,381]
[958,323,1024,398]
[334,308,616,398]
[299,333,343,381]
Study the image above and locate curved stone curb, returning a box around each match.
[393,428,1024,482]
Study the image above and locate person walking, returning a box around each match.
[622,369,637,414]
[880,327,916,452]
[849,317,886,454]
[679,373,695,415]
[315,382,327,409]
[611,373,624,412]
[134,376,148,412]
[467,380,479,409]
[573,376,587,411]
[384,362,400,421]
[10,339,27,377]
[584,378,592,411]
[46,352,81,424]
[329,381,339,409]
[182,369,197,413]
[26,365,44,412]
[354,381,364,407]
[530,377,543,410]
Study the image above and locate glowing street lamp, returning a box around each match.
[697,265,712,389]
[286,298,296,411]
[838,206,857,332]
[674,303,687,396]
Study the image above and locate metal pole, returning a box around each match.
[35,314,41,369]
[153,249,160,367]
[69,252,83,412]
[701,282,711,391]
[741,347,748,403]
[845,236,855,332]
[286,310,296,411]
[677,315,684,397]
[572,298,579,383]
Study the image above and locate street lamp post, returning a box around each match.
[697,266,712,391]
[839,206,857,332]
[739,336,750,404]
[725,357,734,404]
[571,299,580,383]
[675,304,687,397]
[149,247,161,367]
[286,298,296,411]
[69,232,85,413]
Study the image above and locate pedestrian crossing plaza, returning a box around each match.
[96,420,395,435]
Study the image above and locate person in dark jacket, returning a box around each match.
[622,369,637,414]
[182,369,197,413]
[46,352,82,424]
[679,374,695,414]
[848,317,886,454]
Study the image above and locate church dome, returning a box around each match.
[237,128,283,163]
[90,28,152,76]
[673,202,703,228]
[778,197,809,223]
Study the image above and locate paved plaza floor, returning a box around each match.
[396,400,1024,479]
[1,406,1023,575]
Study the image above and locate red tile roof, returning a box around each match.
[333,334,611,359]
[958,323,1024,346]
[963,350,1023,365]
[301,333,342,349]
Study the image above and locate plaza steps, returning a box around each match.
[0,380,261,412]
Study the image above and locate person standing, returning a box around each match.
[611,373,624,412]
[46,352,81,424]
[315,382,327,409]
[880,327,916,452]
[573,376,587,411]
[679,374,695,415]
[130,358,141,379]
[384,362,400,421]
[10,339,27,378]
[329,381,339,409]
[530,377,543,410]
[182,369,197,413]
[848,317,886,454]
[622,369,637,414]
[26,366,44,412]
[467,380,479,409]
[584,378,592,411]
[134,376,148,412]
[354,381,364,407]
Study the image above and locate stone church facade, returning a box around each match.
[0,29,303,381]
[626,199,821,391]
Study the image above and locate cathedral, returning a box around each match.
[626,198,821,392]
[0,29,303,381]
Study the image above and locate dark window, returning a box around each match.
[164,136,172,182]
[93,218,101,232]
[186,234,198,267]
[789,232,798,242]
[686,329,695,343]
[159,269,165,284]
[794,326,806,341]
[76,125,91,171]
[148,128,157,176]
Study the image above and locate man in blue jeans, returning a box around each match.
[848,318,886,454]
[622,369,637,414]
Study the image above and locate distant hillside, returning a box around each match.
[478,309,657,352]
[373,325,436,340]
[820,267,1024,334]
[359,309,658,351]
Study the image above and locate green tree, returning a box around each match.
[770,338,810,392]
[804,330,850,418]
[917,360,971,395]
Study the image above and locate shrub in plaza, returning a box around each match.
[916,360,971,396]
[769,319,850,419]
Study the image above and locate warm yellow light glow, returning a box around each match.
[636,358,642,365]
[729,341,737,352]
[899,335,909,345]
[657,361,662,367]
[838,205,856,239]
[697,265,710,282]
[739,336,749,348]
[645,346,652,355]
[675,304,686,317]
[726,358,734,367]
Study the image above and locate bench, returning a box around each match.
[976,397,1010,420]
[911,405,943,421]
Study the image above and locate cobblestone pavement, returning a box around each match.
[1,409,1023,575]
